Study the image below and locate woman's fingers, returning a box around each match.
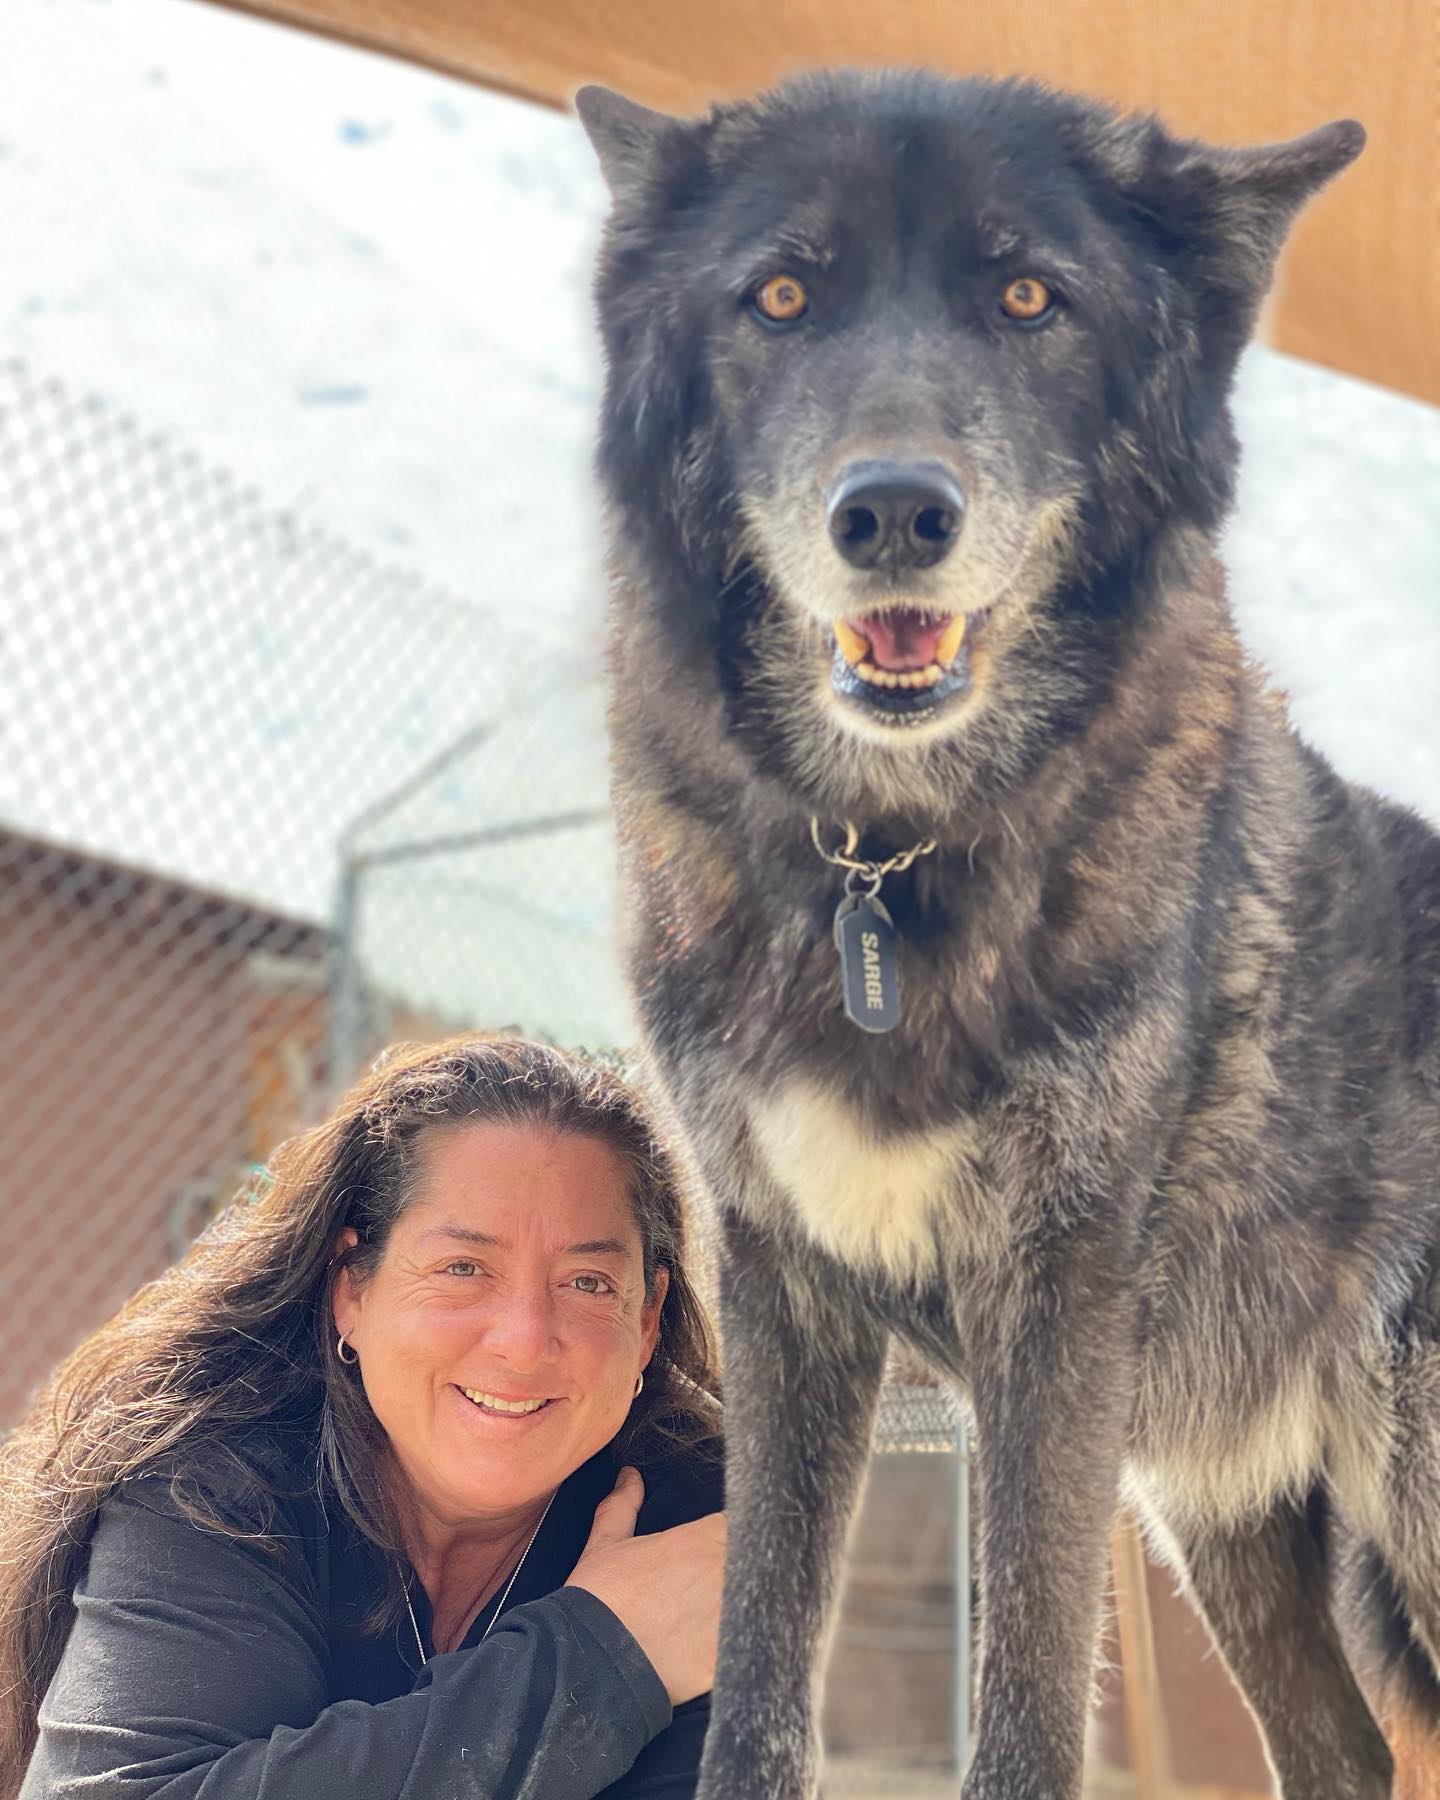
[582,1465,644,1549]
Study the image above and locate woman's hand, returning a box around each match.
[565,1466,726,1706]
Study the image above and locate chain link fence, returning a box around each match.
[0,355,629,1426]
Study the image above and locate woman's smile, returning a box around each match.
[451,1383,561,1422]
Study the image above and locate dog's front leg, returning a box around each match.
[696,1205,888,1800]
[962,1259,1135,1800]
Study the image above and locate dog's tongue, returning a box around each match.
[856,608,953,672]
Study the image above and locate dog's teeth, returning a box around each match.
[935,615,967,667]
[853,659,947,692]
[834,620,869,667]
[856,658,943,691]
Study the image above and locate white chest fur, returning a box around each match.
[747,1080,987,1281]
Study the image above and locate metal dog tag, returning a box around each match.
[832,893,901,1033]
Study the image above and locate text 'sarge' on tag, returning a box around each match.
[833,894,901,1032]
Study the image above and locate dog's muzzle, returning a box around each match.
[821,461,989,724]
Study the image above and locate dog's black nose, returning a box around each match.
[827,461,966,572]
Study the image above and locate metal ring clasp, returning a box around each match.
[843,865,884,899]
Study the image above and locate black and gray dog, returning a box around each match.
[578,69,1439,1798]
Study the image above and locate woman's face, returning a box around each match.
[333,1122,667,1530]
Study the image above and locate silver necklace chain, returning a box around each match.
[403,1491,556,1667]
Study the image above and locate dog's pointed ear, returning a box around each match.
[1163,120,1366,285]
[575,86,677,197]
[1084,111,1365,294]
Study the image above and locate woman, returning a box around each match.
[0,1037,726,1799]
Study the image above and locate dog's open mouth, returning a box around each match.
[830,606,992,718]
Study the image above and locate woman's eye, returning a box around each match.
[445,1260,479,1278]
[570,1273,614,1296]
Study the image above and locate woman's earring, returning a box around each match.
[337,1333,359,1365]
[632,1371,644,1400]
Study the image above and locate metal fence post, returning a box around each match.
[327,853,365,1099]
[955,1415,971,1773]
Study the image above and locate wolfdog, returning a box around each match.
[578,69,1438,1799]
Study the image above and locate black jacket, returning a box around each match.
[21,1429,722,1799]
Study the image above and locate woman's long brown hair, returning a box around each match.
[0,1036,719,1795]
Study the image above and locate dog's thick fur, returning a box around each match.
[578,70,1440,1799]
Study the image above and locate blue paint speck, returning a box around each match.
[338,118,391,146]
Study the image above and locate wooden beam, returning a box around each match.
[1112,1516,1173,1800]
[203,0,1438,406]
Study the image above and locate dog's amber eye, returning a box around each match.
[1000,278,1054,322]
[753,275,809,323]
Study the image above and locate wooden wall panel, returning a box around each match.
[210,0,1437,405]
